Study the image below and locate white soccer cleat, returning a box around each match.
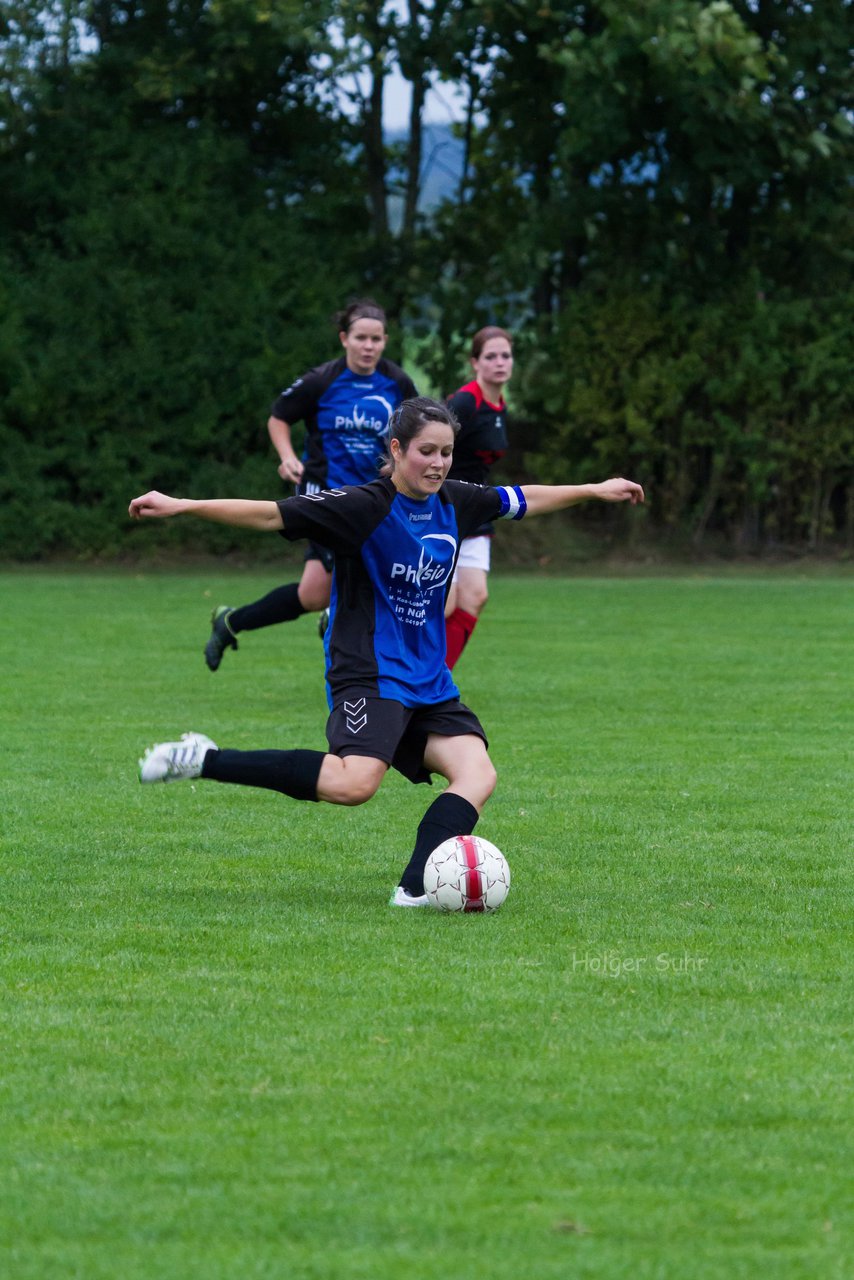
[138,732,218,783]
[389,886,430,908]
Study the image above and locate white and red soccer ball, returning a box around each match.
[423,835,511,913]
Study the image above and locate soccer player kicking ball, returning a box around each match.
[130,397,644,906]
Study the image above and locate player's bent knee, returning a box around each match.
[337,780,381,806]
[298,562,332,613]
[445,759,497,808]
[472,760,498,803]
[459,588,488,616]
[318,755,386,806]
[298,584,331,612]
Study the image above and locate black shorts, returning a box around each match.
[304,539,334,573]
[325,693,488,784]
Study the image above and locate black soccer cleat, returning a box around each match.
[205,605,238,671]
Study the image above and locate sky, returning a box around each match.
[382,71,466,131]
[377,0,466,130]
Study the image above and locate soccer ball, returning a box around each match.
[423,835,511,913]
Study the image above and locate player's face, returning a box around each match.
[391,423,455,499]
[471,336,513,391]
[340,319,388,375]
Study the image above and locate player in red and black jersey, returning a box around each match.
[444,326,514,668]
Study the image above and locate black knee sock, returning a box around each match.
[202,748,323,801]
[229,583,306,634]
[399,792,480,895]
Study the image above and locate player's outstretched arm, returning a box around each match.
[128,490,284,530]
[520,479,644,516]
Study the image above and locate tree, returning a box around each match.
[0,0,370,556]
[1,0,851,554]
[416,0,853,549]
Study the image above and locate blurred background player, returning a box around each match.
[443,326,514,668]
[204,298,417,670]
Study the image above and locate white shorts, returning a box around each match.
[454,535,492,576]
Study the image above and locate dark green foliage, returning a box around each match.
[0,0,366,557]
[0,1,851,557]
[514,279,853,552]
[417,0,853,553]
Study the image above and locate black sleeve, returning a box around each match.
[276,480,390,554]
[447,389,477,431]
[379,358,418,400]
[446,390,480,482]
[441,480,505,540]
[270,359,344,423]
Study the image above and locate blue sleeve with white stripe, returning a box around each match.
[495,485,528,520]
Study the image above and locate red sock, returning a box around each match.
[445,609,478,669]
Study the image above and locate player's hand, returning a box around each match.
[594,478,645,504]
[128,490,184,519]
[278,456,304,484]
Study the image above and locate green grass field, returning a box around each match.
[1,569,851,1279]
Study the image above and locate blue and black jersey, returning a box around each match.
[271,357,417,490]
[277,478,526,708]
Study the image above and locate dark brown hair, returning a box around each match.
[471,325,513,359]
[335,298,387,334]
[380,397,459,475]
